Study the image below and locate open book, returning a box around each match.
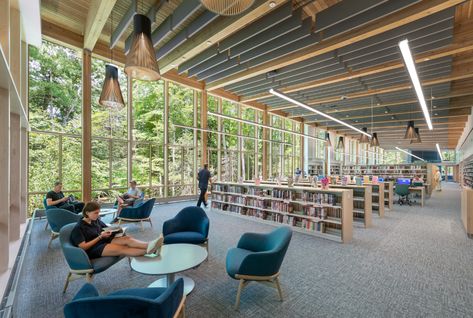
[102,226,127,237]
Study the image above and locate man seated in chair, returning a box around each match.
[114,180,142,222]
[71,202,163,258]
[46,181,84,213]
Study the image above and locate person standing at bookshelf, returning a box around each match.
[197,164,211,208]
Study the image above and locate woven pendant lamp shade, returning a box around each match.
[410,128,422,144]
[200,0,255,16]
[404,121,416,140]
[370,133,380,147]
[99,64,125,108]
[125,14,160,81]
[336,136,344,150]
[360,127,370,144]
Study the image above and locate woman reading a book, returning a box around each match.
[71,202,163,259]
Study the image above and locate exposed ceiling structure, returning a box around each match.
[39,0,473,151]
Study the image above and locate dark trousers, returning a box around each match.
[60,202,85,213]
[197,188,207,207]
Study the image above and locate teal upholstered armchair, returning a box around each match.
[59,223,125,293]
[118,198,156,231]
[46,208,81,248]
[226,226,292,309]
[64,278,185,318]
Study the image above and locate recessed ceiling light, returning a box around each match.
[377,103,380,106]
[384,110,388,114]
[269,1,276,8]
[433,105,437,109]
[391,116,395,119]
[355,120,358,123]
[346,115,349,117]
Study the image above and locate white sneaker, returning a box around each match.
[147,234,164,255]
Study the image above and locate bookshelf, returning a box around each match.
[328,184,372,228]
[211,182,353,243]
[330,163,341,176]
[383,182,394,210]
[461,187,473,237]
[308,162,324,176]
[461,157,473,188]
[363,182,385,217]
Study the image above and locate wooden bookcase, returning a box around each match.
[211,182,353,243]
[328,184,372,228]
[461,187,473,237]
[383,181,394,210]
[362,182,385,217]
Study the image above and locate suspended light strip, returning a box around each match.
[173,124,293,145]
[436,143,443,161]
[395,146,426,162]
[398,39,433,130]
[207,111,325,141]
[269,89,372,137]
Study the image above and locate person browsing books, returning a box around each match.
[197,164,211,208]
[46,181,84,213]
[71,202,163,258]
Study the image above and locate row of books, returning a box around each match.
[301,192,337,205]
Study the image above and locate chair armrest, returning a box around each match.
[199,218,210,238]
[72,283,99,301]
[238,251,281,277]
[62,245,92,271]
[237,232,269,252]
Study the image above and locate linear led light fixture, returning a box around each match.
[173,124,293,145]
[207,111,324,142]
[398,39,433,130]
[395,146,426,162]
[269,89,372,137]
[436,143,443,161]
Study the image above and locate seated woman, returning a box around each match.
[113,180,142,222]
[71,201,163,258]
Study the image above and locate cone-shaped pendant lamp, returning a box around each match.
[200,0,255,16]
[410,128,422,144]
[325,132,332,147]
[99,64,125,108]
[360,127,370,143]
[370,132,380,147]
[404,120,416,140]
[125,14,160,81]
[336,136,344,150]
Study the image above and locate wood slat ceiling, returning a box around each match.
[39,0,473,151]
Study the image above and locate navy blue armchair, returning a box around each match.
[59,223,125,293]
[118,198,156,231]
[46,208,81,248]
[64,278,185,318]
[226,226,292,309]
[162,206,209,251]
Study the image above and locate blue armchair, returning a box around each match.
[118,198,156,231]
[59,223,125,293]
[46,208,81,248]
[163,206,209,251]
[64,278,185,318]
[226,226,292,309]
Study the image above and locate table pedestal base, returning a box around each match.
[148,275,195,295]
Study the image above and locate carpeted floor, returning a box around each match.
[14,183,473,317]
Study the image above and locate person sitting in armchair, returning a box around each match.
[46,181,84,213]
[113,180,142,222]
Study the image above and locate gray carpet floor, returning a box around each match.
[14,183,473,317]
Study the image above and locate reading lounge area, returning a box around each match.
[2,1,473,317]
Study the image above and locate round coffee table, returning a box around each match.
[131,243,208,295]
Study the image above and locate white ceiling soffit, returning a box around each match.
[19,0,41,47]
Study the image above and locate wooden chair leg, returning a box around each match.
[274,276,283,301]
[44,222,49,231]
[235,279,245,310]
[140,220,144,232]
[148,218,153,228]
[47,233,56,248]
[63,272,72,293]
[85,273,93,283]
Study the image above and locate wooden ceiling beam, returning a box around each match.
[242,42,473,102]
[158,0,288,74]
[206,0,465,90]
[271,72,473,112]
[84,0,117,50]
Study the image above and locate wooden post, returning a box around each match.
[20,41,28,222]
[201,91,208,166]
[9,113,20,241]
[300,122,304,175]
[0,88,10,272]
[82,50,92,202]
[0,0,9,63]
[262,110,268,180]
[163,80,169,197]
[193,90,198,194]
[9,7,20,89]
[237,104,242,180]
[127,74,133,183]
[254,111,259,179]
[217,98,222,180]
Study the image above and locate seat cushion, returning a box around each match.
[163,232,206,245]
[225,247,253,279]
[91,256,123,273]
[109,287,165,300]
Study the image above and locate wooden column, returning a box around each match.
[201,91,208,166]
[300,122,304,174]
[163,80,169,197]
[237,104,242,180]
[20,41,28,222]
[254,111,259,178]
[127,74,133,182]
[9,113,20,241]
[217,98,222,180]
[0,88,10,272]
[9,7,20,89]
[82,50,92,202]
[0,0,9,63]
[193,90,198,194]
[262,110,269,180]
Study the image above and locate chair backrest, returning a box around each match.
[46,208,81,233]
[412,182,423,187]
[165,206,209,236]
[43,197,52,210]
[395,184,410,196]
[64,278,184,318]
[59,223,92,271]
